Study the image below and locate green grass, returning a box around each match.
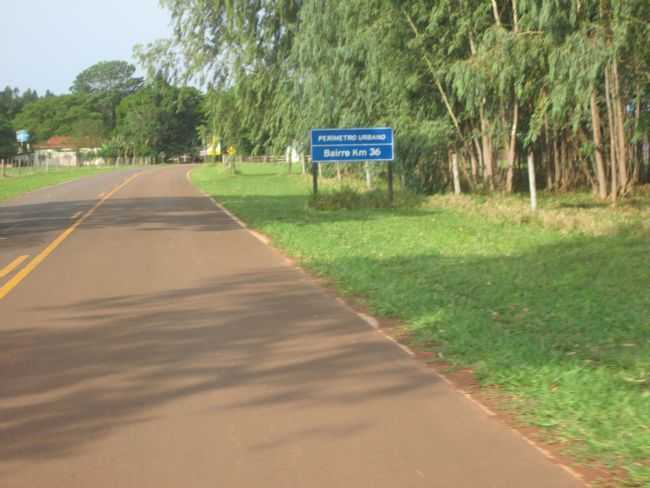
[193,163,650,486]
[0,166,129,202]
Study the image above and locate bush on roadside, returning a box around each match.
[308,186,421,210]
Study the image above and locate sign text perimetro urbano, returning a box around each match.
[310,127,394,163]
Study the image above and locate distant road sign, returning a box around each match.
[16,130,30,144]
[310,127,394,163]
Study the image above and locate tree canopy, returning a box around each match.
[115,78,204,159]
[71,60,143,95]
[0,87,40,121]
[12,94,106,145]
[139,0,650,198]
[7,61,202,161]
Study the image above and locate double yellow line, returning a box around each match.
[0,255,29,278]
[0,172,141,301]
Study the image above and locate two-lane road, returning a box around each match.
[0,166,582,487]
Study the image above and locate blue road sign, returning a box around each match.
[311,127,394,163]
[16,130,30,143]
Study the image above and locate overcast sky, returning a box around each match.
[1,0,172,95]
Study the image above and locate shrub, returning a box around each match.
[308,186,421,210]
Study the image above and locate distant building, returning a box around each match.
[32,136,104,167]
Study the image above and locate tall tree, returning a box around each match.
[71,61,143,131]
[0,115,17,161]
[71,61,143,95]
[115,78,204,160]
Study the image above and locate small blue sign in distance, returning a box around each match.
[16,130,30,143]
[311,127,394,163]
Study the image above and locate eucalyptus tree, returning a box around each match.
[285,0,451,190]
[398,0,649,197]
[138,0,303,154]
[522,0,650,199]
[143,0,649,197]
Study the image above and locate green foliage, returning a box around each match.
[0,86,39,120]
[71,60,143,131]
[12,94,107,144]
[115,78,204,158]
[71,60,142,95]
[10,61,201,159]
[151,0,650,195]
[193,163,650,486]
[308,184,422,211]
[310,187,388,210]
[0,116,17,159]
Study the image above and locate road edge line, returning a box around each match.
[187,169,588,486]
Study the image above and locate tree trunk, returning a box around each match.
[452,152,461,195]
[604,65,618,200]
[365,161,372,189]
[490,0,502,26]
[506,100,519,193]
[505,0,519,194]
[611,59,629,194]
[480,106,494,190]
[632,82,641,183]
[544,116,553,190]
[469,147,478,180]
[527,152,537,211]
[554,138,562,189]
[590,89,608,199]
[641,135,650,183]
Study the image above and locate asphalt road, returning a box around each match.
[0,166,583,487]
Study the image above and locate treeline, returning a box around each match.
[143,0,650,199]
[0,61,203,164]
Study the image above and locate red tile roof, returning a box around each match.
[34,136,98,150]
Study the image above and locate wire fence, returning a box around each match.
[0,157,145,178]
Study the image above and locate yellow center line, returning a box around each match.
[71,211,82,220]
[0,255,30,279]
[0,172,142,301]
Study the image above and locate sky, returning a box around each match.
[0,0,173,95]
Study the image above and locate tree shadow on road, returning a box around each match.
[0,266,434,465]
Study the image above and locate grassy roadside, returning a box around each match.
[0,166,132,203]
[192,163,649,486]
